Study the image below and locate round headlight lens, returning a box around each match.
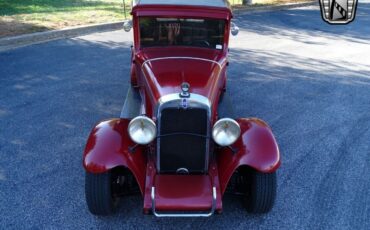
[128,116,156,145]
[212,118,241,146]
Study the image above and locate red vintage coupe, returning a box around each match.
[83,0,280,217]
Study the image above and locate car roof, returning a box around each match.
[134,0,230,8]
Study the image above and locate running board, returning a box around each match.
[151,186,216,217]
[120,86,142,118]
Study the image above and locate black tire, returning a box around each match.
[245,171,276,213]
[85,171,118,215]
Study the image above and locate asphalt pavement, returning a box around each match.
[1,2,369,229]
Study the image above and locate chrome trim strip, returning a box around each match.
[142,57,223,69]
[151,186,216,217]
[176,168,189,174]
[158,93,211,107]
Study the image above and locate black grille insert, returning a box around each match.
[159,108,208,173]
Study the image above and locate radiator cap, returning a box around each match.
[180,82,190,98]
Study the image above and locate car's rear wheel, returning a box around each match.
[244,170,276,213]
[85,171,119,215]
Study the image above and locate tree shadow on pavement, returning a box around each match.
[0,18,49,37]
[234,2,370,44]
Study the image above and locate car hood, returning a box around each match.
[137,48,227,105]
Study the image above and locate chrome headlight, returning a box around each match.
[212,118,240,146]
[128,116,156,145]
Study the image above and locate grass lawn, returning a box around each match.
[0,0,311,38]
[0,0,131,37]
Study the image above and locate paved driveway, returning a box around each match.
[0,2,369,229]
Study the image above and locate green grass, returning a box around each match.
[229,0,244,5]
[0,0,131,37]
[0,0,128,16]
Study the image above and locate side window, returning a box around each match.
[140,18,157,47]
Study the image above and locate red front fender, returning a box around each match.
[217,118,281,194]
[83,118,146,194]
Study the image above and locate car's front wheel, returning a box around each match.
[244,170,276,213]
[85,171,119,215]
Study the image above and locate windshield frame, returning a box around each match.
[137,16,228,51]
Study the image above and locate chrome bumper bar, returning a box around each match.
[151,186,216,217]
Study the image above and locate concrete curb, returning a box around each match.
[233,1,317,13]
[0,1,317,52]
[0,21,124,52]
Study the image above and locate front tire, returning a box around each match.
[245,171,276,213]
[85,171,118,215]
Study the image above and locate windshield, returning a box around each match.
[139,17,225,50]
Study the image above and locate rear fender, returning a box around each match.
[83,118,146,194]
[217,118,280,194]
